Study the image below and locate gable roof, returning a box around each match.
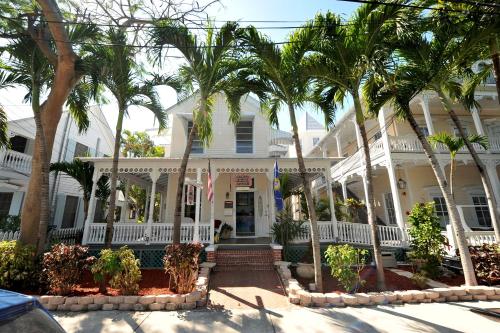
[305,112,324,130]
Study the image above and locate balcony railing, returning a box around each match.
[390,135,499,153]
[0,149,32,174]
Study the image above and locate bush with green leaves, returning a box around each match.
[324,244,368,293]
[163,243,203,294]
[0,241,37,289]
[407,202,446,279]
[0,215,21,232]
[42,244,95,295]
[91,246,142,295]
[271,210,306,248]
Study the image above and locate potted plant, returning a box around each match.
[220,223,233,240]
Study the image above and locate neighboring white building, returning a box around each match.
[0,105,114,229]
[288,112,327,158]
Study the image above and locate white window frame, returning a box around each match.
[235,120,254,154]
[187,121,204,154]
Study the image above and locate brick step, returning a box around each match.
[215,249,275,268]
[213,264,275,272]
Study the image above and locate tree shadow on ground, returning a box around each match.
[54,310,148,333]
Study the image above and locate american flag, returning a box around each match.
[207,160,214,203]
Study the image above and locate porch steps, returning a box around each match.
[214,248,275,271]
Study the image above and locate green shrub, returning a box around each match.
[407,202,445,279]
[0,215,21,232]
[163,243,202,294]
[271,211,306,250]
[324,244,368,293]
[468,244,500,286]
[91,246,141,295]
[0,241,36,289]
[42,244,94,295]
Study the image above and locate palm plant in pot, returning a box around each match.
[219,223,233,240]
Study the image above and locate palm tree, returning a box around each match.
[237,25,328,292]
[88,29,173,248]
[362,12,480,285]
[429,133,489,198]
[150,21,253,244]
[304,5,407,290]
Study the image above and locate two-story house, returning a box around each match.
[307,78,500,244]
[80,94,340,249]
[0,105,114,229]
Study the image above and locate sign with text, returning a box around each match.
[234,174,253,187]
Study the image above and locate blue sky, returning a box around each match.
[1,0,360,133]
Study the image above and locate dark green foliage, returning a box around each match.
[163,243,203,293]
[468,244,500,286]
[0,241,37,289]
[324,244,368,293]
[42,244,94,295]
[92,246,142,295]
[407,202,446,279]
[0,215,20,232]
[271,211,306,259]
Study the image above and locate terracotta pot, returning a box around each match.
[296,263,315,279]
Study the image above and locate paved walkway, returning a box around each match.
[208,269,289,309]
[54,301,500,333]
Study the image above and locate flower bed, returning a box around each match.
[275,262,500,307]
[37,262,215,312]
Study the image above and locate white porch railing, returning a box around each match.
[85,223,211,245]
[390,135,498,153]
[0,149,32,174]
[0,230,20,241]
[464,231,496,246]
[293,221,408,248]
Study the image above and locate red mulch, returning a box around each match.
[396,265,465,287]
[67,269,175,296]
[292,266,423,293]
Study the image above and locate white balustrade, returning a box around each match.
[464,231,496,246]
[0,149,32,173]
[0,230,20,241]
[389,135,498,153]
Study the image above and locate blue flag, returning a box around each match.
[273,160,284,212]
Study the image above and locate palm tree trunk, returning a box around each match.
[489,36,500,103]
[406,110,477,286]
[104,109,125,248]
[173,106,201,244]
[31,81,50,255]
[353,94,385,291]
[288,103,323,293]
[440,91,500,243]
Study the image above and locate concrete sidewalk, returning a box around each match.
[54,301,500,333]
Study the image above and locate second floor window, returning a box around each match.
[187,121,203,154]
[312,137,320,146]
[74,142,90,158]
[236,121,253,153]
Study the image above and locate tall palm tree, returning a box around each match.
[362,13,480,285]
[237,25,328,292]
[304,5,407,290]
[429,133,489,198]
[88,29,173,248]
[150,21,253,244]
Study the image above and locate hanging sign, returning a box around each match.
[186,185,195,205]
[234,174,253,187]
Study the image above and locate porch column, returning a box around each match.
[209,166,218,245]
[379,107,406,233]
[121,182,129,222]
[421,94,435,135]
[159,192,164,223]
[353,119,363,149]
[486,161,500,214]
[146,170,159,243]
[82,170,100,245]
[341,179,348,201]
[194,168,201,242]
[324,169,338,238]
[144,186,150,221]
[267,171,276,226]
[335,134,342,157]
[471,107,485,136]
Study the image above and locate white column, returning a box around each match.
[144,186,150,221]
[121,182,129,222]
[194,168,201,242]
[341,179,348,201]
[486,162,500,214]
[209,171,218,245]
[159,192,164,223]
[146,170,159,242]
[325,169,338,238]
[421,94,435,135]
[471,107,485,136]
[379,107,406,233]
[353,119,363,149]
[82,170,100,245]
[335,134,342,157]
[267,172,276,226]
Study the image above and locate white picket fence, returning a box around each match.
[0,230,20,241]
[0,228,83,243]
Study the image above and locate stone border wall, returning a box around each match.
[275,261,500,307]
[38,262,215,312]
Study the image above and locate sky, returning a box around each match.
[1,0,360,134]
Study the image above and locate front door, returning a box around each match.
[236,192,255,237]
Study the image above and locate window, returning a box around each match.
[236,121,253,153]
[383,193,397,225]
[0,192,13,217]
[74,142,90,158]
[312,137,320,146]
[187,121,203,154]
[183,185,198,220]
[374,131,382,140]
[94,200,105,222]
[9,136,28,153]
[472,195,491,227]
[453,127,469,137]
[61,196,79,228]
[433,196,449,228]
